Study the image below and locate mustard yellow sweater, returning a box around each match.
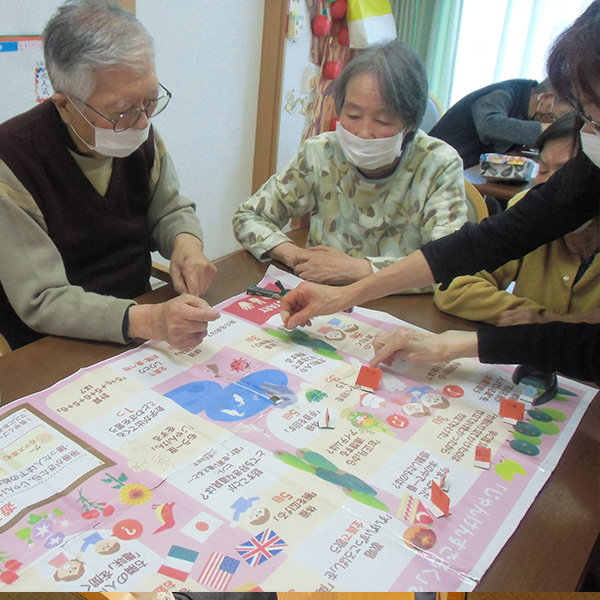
[434,231,600,324]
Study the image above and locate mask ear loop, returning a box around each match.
[65,95,99,151]
[535,94,556,123]
[536,95,543,115]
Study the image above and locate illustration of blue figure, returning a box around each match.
[404,385,433,400]
[230,496,270,528]
[166,369,298,422]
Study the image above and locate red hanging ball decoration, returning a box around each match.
[330,0,347,19]
[323,61,341,80]
[312,15,331,36]
[329,117,340,131]
[338,26,350,46]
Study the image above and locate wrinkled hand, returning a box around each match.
[129,294,220,349]
[497,307,545,326]
[170,233,217,296]
[280,281,349,329]
[369,327,479,368]
[294,246,372,284]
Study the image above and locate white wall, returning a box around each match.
[136,1,264,260]
[276,0,312,171]
[0,0,265,262]
[0,0,63,34]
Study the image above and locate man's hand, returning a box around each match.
[370,327,479,367]
[170,233,217,296]
[294,246,372,284]
[128,295,220,349]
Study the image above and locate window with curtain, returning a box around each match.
[391,0,593,112]
[450,0,594,106]
[390,0,463,111]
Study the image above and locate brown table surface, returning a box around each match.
[0,231,598,591]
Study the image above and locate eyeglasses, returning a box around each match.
[533,112,559,124]
[533,96,558,124]
[566,97,600,134]
[71,83,172,132]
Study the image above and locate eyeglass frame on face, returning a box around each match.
[68,83,172,132]
[533,94,558,124]
[566,96,600,134]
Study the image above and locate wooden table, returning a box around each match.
[0,237,598,592]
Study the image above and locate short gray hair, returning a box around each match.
[43,0,155,99]
[334,40,428,131]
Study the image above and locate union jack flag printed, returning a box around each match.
[236,528,287,567]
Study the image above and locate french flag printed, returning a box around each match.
[158,544,199,581]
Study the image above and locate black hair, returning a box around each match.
[534,111,578,153]
[545,1,600,202]
[333,40,428,131]
[547,0,600,108]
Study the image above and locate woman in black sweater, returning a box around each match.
[281,1,600,386]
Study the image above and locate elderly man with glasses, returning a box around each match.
[0,0,218,351]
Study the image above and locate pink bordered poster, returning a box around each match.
[0,266,596,591]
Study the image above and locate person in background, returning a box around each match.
[429,77,572,168]
[280,1,600,386]
[435,112,600,326]
[233,41,467,289]
[0,0,218,351]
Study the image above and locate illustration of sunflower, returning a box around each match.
[119,483,152,505]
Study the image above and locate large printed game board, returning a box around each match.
[0,266,596,592]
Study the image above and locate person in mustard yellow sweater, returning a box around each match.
[434,112,600,326]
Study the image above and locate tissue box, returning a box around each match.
[479,153,536,181]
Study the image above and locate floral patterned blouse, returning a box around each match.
[233,129,467,288]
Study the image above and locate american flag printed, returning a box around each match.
[198,551,240,591]
[236,528,287,567]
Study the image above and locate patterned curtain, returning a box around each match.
[389,0,463,111]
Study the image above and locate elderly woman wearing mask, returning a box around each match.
[233,41,467,290]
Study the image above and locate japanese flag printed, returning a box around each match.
[347,0,397,49]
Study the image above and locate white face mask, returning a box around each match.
[335,122,404,171]
[68,98,151,158]
[580,127,600,169]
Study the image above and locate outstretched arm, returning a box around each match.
[281,250,434,328]
[369,327,478,367]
